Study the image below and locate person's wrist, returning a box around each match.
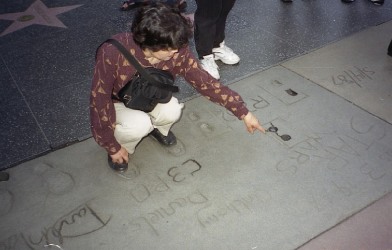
[241,111,250,120]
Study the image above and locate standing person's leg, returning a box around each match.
[194,0,239,79]
[212,0,240,65]
[194,0,223,79]
[213,0,236,48]
[194,0,222,58]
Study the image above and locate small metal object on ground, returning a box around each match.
[267,123,291,141]
[280,134,291,141]
[268,124,278,133]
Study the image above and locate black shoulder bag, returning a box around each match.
[105,39,179,112]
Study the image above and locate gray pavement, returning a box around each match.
[1,19,392,249]
[1,0,392,249]
[1,0,392,170]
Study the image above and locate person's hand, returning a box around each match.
[243,112,266,134]
[110,147,129,164]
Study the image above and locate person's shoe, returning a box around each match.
[200,54,220,79]
[281,0,293,2]
[341,0,355,3]
[369,0,384,5]
[212,41,240,65]
[150,128,177,146]
[108,155,128,172]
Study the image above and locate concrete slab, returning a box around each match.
[298,192,392,250]
[282,21,392,123]
[1,66,391,250]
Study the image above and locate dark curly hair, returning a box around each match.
[131,3,193,52]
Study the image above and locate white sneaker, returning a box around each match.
[212,41,240,65]
[200,54,220,79]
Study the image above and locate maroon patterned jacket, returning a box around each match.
[90,33,249,154]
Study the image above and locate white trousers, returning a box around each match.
[113,97,184,154]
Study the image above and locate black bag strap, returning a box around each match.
[105,38,179,92]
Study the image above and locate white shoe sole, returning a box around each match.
[214,54,240,65]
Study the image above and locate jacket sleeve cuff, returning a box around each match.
[108,143,122,155]
[232,105,249,120]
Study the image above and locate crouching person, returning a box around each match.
[90,3,265,172]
